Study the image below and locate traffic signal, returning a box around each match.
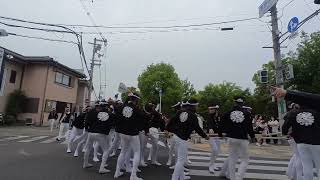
[259,70,268,84]
[284,64,294,80]
[315,0,320,4]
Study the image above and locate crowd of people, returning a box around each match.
[45,87,320,180]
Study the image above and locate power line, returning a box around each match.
[77,27,221,35]
[303,0,320,22]
[0,21,73,34]
[7,32,78,44]
[281,0,296,9]
[78,0,107,41]
[57,17,259,29]
[0,15,99,100]
[66,13,256,27]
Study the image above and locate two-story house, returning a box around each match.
[0,47,89,125]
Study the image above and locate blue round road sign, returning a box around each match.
[288,17,299,33]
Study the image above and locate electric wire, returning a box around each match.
[7,33,78,44]
[55,17,259,29]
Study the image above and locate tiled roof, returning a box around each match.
[0,46,86,78]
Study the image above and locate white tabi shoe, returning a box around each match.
[99,167,111,174]
[130,175,143,180]
[114,171,124,178]
[83,163,93,169]
[93,157,100,162]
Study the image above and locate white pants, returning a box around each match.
[171,135,188,180]
[209,137,221,169]
[221,138,249,180]
[287,139,303,180]
[110,131,121,154]
[149,127,160,163]
[297,143,320,180]
[83,133,111,171]
[49,119,56,132]
[167,135,176,165]
[58,123,69,140]
[139,131,148,164]
[67,127,84,152]
[74,129,88,155]
[115,134,141,177]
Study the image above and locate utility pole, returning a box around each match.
[270,4,287,126]
[87,38,106,103]
[99,84,107,100]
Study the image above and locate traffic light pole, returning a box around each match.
[270,5,287,126]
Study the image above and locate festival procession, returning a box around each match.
[1,0,320,180]
[42,85,320,180]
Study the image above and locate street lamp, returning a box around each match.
[0,29,8,37]
[155,82,162,113]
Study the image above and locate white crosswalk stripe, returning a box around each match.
[187,150,319,180]
[40,137,58,144]
[0,135,29,141]
[18,136,49,143]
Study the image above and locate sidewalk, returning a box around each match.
[0,126,59,137]
[191,141,293,159]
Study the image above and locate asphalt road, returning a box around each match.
[0,136,219,180]
[0,127,295,180]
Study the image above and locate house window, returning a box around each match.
[22,98,40,113]
[9,70,16,83]
[44,100,57,112]
[55,72,71,87]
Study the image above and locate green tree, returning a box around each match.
[252,31,320,117]
[195,82,252,115]
[5,90,26,124]
[286,31,320,93]
[181,79,197,100]
[138,63,183,115]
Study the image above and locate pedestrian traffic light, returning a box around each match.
[259,70,268,84]
[315,0,320,4]
[284,64,294,80]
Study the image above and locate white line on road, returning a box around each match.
[190,162,288,171]
[18,136,49,143]
[188,156,289,165]
[0,136,29,141]
[189,169,289,180]
[188,151,229,157]
[40,137,58,143]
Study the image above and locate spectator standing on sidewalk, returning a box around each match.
[268,117,280,144]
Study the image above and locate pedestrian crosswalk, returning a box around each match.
[0,135,61,144]
[187,150,319,180]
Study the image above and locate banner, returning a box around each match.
[0,48,5,93]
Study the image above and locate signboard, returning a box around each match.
[0,48,5,93]
[259,0,278,18]
[288,17,299,33]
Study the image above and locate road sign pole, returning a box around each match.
[270,4,287,126]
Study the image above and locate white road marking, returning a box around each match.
[18,136,49,143]
[188,155,289,165]
[189,169,289,180]
[0,136,29,141]
[190,161,288,171]
[40,137,58,144]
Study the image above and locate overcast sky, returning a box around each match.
[1,0,320,99]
